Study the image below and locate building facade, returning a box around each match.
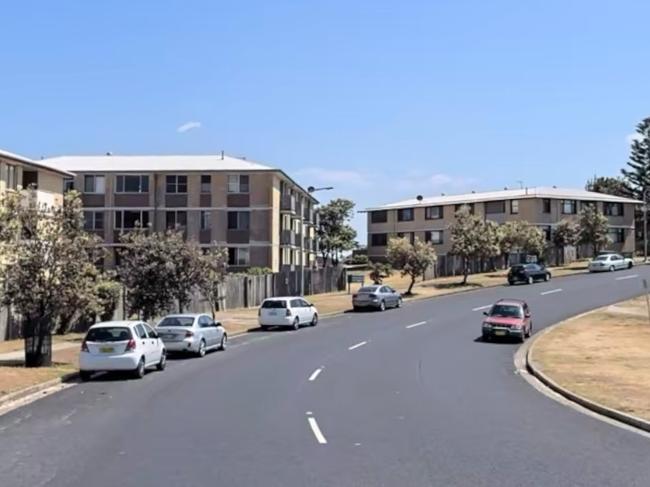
[44,154,318,272]
[366,187,641,260]
[0,149,72,207]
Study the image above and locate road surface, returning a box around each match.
[1,267,650,486]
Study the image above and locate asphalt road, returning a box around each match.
[2,267,650,487]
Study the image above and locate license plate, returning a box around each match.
[269,311,278,316]
[494,330,506,336]
[100,346,114,353]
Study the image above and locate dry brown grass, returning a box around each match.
[0,333,84,355]
[532,296,650,421]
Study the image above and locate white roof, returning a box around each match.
[90,320,143,328]
[0,148,74,177]
[366,186,642,211]
[42,154,274,173]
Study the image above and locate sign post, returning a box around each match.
[644,279,650,325]
[347,274,364,294]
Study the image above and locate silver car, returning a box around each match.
[588,254,634,272]
[352,285,402,311]
[156,314,227,357]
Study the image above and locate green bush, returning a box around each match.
[95,279,121,322]
[247,267,273,276]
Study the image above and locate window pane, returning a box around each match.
[83,212,93,230]
[240,212,250,230]
[228,248,236,265]
[228,175,239,193]
[115,175,124,193]
[140,176,149,193]
[166,175,176,193]
[178,211,187,227]
[178,176,187,193]
[84,175,95,193]
[201,175,211,193]
[115,211,122,229]
[238,248,250,265]
[166,212,176,228]
[124,175,140,192]
[141,211,149,227]
[95,212,104,230]
[240,175,249,192]
[227,212,238,229]
[124,211,140,228]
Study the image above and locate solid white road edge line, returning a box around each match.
[348,341,368,351]
[540,288,563,296]
[406,321,427,329]
[616,274,639,281]
[309,368,323,382]
[307,416,328,444]
[472,305,492,311]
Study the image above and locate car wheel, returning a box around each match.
[219,334,227,351]
[311,313,318,326]
[609,265,615,272]
[197,339,207,358]
[527,323,533,338]
[396,298,403,308]
[260,325,269,331]
[508,280,514,286]
[527,276,534,285]
[157,351,167,371]
[292,317,300,331]
[353,306,360,312]
[544,273,550,282]
[379,300,386,312]
[133,358,145,379]
[482,333,491,342]
[79,370,92,382]
[519,333,526,343]
[628,261,634,269]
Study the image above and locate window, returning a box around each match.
[63,177,75,192]
[115,210,149,230]
[84,175,105,194]
[608,228,625,243]
[144,324,157,338]
[581,201,596,210]
[371,233,388,246]
[227,174,250,193]
[604,202,624,217]
[542,199,551,213]
[510,200,519,214]
[22,170,38,189]
[166,211,187,229]
[166,175,188,193]
[561,200,577,214]
[5,164,17,190]
[135,324,148,339]
[159,317,194,327]
[200,211,211,230]
[116,175,149,193]
[425,206,443,219]
[455,203,474,214]
[83,211,104,230]
[290,299,302,308]
[228,247,250,265]
[85,327,132,342]
[397,208,414,221]
[227,211,250,230]
[540,225,552,241]
[425,230,443,244]
[262,300,287,309]
[201,175,211,193]
[485,201,505,214]
[198,316,213,328]
[397,232,415,244]
[371,210,388,223]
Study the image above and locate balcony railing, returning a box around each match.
[281,194,296,212]
[280,229,296,246]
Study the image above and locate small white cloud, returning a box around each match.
[177,121,201,133]
[626,132,643,145]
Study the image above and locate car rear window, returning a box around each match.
[262,300,287,309]
[86,327,132,342]
[594,256,609,261]
[511,265,525,271]
[159,317,195,327]
[359,286,379,293]
[490,305,524,318]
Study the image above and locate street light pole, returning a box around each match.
[301,186,334,296]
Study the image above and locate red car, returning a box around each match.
[482,299,532,342]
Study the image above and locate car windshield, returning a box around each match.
[262,300,287,308]
[594,256,609,261]
[359,286,379,293]
[158,317,195,327]
[490,305,524,318]
[86,327,132,342]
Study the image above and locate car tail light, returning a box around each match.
[185,330,194,338]
[81,341,89,352]
[352,294,357,298]
[125,339,136,352]
[286,309,292,317]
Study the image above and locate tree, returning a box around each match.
[117,228,202,320]
[449,206,485,284]
[578,205,610,255]
[95,276,122,322]
[0,191,101,367]
[196,245,229,318]
[521,225,547,258]
[477,219,501,270]
[497,221,526,268]
[317,199,358,266]
[368,261,392,284]
[586,176,630,198]
[552,219,579,263]
[387,237,437,295]
[621,117,650,201]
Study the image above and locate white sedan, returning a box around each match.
[79,321,167,380]
[156,314,227,357]
[588,254,634,272]
[258,297,319,330]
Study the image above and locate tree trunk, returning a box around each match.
[406,275,416,295]
[462,257,469,285]
[23,317,53,368]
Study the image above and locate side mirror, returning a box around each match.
[213,322,221,328]
[525,313,531,318]
[483,311,488,316]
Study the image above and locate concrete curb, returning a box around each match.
[0,372,79,411]
[525,311,650,434]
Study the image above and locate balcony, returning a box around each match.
[281,229,296,246]
[281,194,296,213]
[294,199,302,218]
[303,236,311,249]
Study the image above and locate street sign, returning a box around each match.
[347,274,364,294]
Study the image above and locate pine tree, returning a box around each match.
[621,117,650,201]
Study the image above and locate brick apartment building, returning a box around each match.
[366,187,641,260]
[44,154,318,271]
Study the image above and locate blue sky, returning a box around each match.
[2,1,648,243]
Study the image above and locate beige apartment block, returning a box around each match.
[0,149,72,207]
[365,187,641,260]
[43,154,318,272]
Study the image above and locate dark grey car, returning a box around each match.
[352,285,402,311]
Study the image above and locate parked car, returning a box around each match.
[79,321,166,381]
[258,297,318,330]
[507,263,551,285]
[588,253,634,272]
[352,285,402,311]
[482,299,532,342]
[156,314,227,357]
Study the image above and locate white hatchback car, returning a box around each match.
[79,321,167,381]
[258,297,318,331]
[156,314,227,357]
[588,253,634,272]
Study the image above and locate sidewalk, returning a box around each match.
[0,342,79,363]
